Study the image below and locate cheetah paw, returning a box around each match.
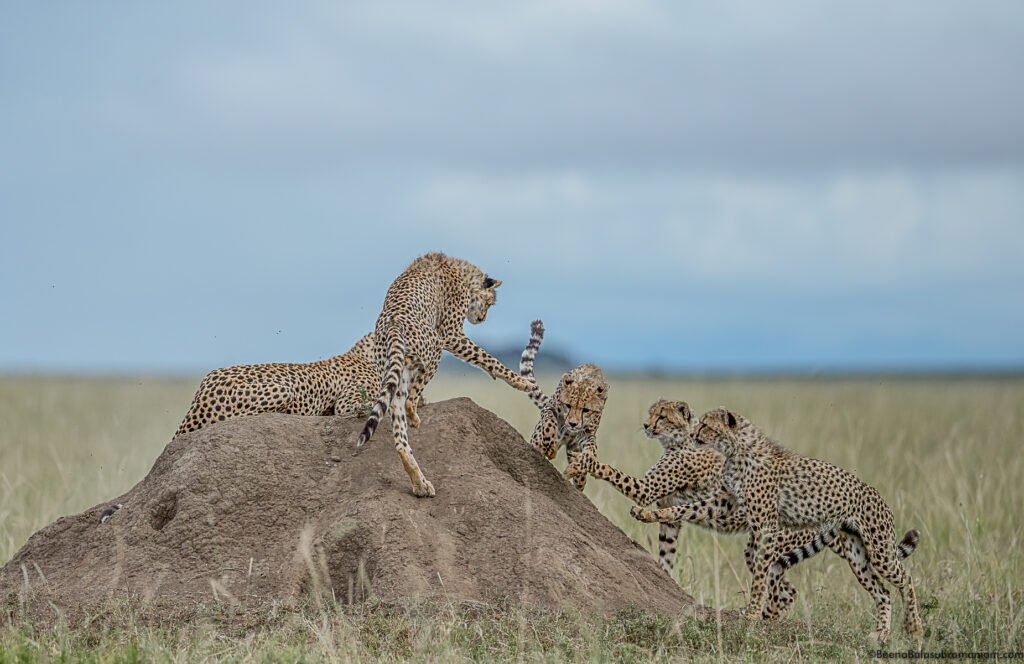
[630,506,656,522]
[868,630,890,645]
[741,607,763,621]
[413,480,436,498]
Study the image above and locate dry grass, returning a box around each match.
[1,372,1022,661]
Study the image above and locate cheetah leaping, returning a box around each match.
[519,320,608,491]
[567,399,918,621]
[634,407,923,643]
[356,253,536,497]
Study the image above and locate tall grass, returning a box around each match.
[1,373,1022,661]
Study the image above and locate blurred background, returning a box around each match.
[2,1,1022,375]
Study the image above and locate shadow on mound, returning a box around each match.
[1,398,707,625]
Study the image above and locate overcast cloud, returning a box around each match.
[1,1,1022,372]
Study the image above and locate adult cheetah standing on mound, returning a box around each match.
[634,407,923,643]
[565,400,919,621]
[356,253,536,497]
[176,333,383,436]
[519,320,608,490]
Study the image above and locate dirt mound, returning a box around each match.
[1,398,702,625]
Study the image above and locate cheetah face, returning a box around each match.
[692,407,740,456]
[643,400,693,451]
[557,370,607,434]
[467,276,501,325]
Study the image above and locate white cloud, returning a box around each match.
[408,167,1024,291]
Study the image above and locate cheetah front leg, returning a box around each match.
[567,452,709,508]
[657,508,680,576]
[564,435,592,491]
[630,497,735,525]
[530,406,560,459]
[742,492,781,620]
[446,334,535,392]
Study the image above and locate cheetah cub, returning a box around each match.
[176,333,382,436]
[519,320,608,490]
[567,400,918,621]
[634,407,923,643]
[356,253,536,498]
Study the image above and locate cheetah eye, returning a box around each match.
[582,407,590,414]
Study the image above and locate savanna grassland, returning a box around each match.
[1,373,1022,662]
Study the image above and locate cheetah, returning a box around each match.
[518,320,608,491]
[356,253,535,497]
[566,400,919,621]
[633,407,923,643]
[176,333,386,436]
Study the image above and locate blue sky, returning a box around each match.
[2,1,1022,373]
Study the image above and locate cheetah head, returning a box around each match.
[557,364,608,434]
[643,400,693,451]
[692,407,744,456]
[467,275,501,325]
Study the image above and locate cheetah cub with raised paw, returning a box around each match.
[570,400,918,621]
[519,320,608,490]
[634,407,923,643]
[356,252,536,498]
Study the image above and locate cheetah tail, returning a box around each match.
[773,524,841,572]
[897,529,920,560]
[356,332,405,448]
[520,319,548,408]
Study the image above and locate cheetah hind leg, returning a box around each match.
[391,368,435,497]
[333,384,373,419]
[862,524,922,643]
[745,533,797,621]
[406,347,440,428]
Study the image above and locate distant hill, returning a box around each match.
[438,342,575,375]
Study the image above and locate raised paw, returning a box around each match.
[412,479,436,498]
[508,374,535,392]
[630,505,657,522]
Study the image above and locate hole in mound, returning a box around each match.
[150,489,179,531]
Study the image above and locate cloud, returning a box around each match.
[18,0,1014,170]
[408,167,1024,291]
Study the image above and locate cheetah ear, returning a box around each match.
[483,277,500,289]
[719,408,738,429]
[596,384,607,394]
[562,374,574,385]
[678,402,691,421]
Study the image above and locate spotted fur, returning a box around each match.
[176,333,384,436]
[355,253,535,497]
[636,408,924,643]
[518,331,608,491]
[571,400,919,621]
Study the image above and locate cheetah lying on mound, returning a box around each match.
[177,333,392,436]
[519,320,608,491]
[565,400,919,621]
[356,253,536,497]
[633,407,923,643]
